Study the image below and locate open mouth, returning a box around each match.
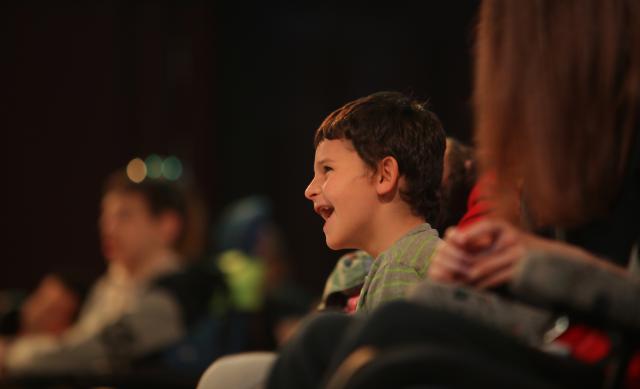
[316,205,334,221]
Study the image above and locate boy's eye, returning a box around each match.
[323,166,333,173]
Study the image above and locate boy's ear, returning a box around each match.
[375,156,400,196]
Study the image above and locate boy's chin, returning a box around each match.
[325,236,351,251]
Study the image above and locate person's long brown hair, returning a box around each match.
[474,0,640,227]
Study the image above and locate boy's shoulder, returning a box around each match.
[378,223,440,271]
[355,224,441,312]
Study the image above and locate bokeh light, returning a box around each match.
[126,158,147,183]
[145,154,163,179]
[161,156,183,181]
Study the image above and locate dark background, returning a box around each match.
[2,1,478,296]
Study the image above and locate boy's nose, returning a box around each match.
[305,177,319,200]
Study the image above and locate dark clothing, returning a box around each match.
[153,263,226,329]
[564,129,640,267]
[267,302,602,389]
[266,312,353,389]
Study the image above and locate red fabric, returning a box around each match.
[457,171,523,229]
[555,326,640,387]
[627,352,640,389]
[555,324,611,363]
[457,175,494,228]
[345,295,359,314]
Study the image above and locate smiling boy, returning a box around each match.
[191,93,445,388]
[305,91,445,312]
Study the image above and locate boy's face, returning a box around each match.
[99,190,164,266]
[305,139,379,251]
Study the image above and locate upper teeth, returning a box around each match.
[318,206,332,217]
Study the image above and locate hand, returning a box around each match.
[430,218,625,290]
[461,219,526,289]
[429,219,527,289]
[427,236,474,284]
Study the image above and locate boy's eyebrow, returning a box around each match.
[315,158,334,166]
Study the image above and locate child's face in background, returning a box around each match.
[305,139,379,252]
[99,190,163,266]
[20,275,79,336]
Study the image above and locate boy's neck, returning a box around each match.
[363,212,426,258]
[122,247,180,282]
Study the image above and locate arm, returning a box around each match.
[3,288,184,376]
[428,219,628,290]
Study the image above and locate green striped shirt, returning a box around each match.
[356,223,440,313]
